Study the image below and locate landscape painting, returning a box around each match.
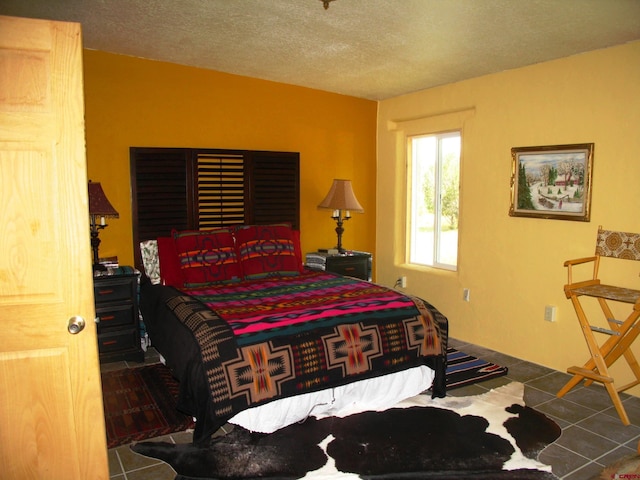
[509,143,594,221]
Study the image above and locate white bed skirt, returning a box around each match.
[228,365,435,433]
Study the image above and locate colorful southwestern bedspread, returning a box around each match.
[161,270,448,434]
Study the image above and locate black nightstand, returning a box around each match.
[94,271,144,363]
[306,251,372,281]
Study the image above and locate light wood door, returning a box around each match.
[0,15,109,479]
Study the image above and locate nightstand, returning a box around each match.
[94,271,144,363]
[306,251,372,281]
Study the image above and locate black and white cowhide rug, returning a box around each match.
[131,382,560,479]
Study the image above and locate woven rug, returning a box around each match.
[446,347,509,389]
[101,364,195,448]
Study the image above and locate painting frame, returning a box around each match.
[509,143,594,221]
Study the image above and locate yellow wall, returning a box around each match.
[377,41,640,385]
[85,43,640,389]
[83,50,377,266]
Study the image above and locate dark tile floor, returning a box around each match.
[105,339,640,479]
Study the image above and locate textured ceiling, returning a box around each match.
[1,0,639,100]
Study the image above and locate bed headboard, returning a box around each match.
[130,147,300,271]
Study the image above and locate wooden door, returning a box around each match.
[0,16,109,479]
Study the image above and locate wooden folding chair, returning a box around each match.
[557,226,640,425]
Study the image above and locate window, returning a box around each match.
[197,152,246,228]
[407,131,460,270]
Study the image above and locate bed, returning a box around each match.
[138,224,448,444]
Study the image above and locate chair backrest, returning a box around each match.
[595,227,640,261]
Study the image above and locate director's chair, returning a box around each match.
[557,226,640,425]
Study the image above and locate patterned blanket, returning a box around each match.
[164,270,448,432]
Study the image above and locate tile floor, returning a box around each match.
[105,339,640,479]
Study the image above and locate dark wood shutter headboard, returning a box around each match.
[131,147,300,271]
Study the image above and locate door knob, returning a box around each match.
[67,316,86,334]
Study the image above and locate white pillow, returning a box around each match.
[140,240,160,284]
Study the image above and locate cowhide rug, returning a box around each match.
[131,382,561,479]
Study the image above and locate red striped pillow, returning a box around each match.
[235,224,303,280]
[172,228,242,287]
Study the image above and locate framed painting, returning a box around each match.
[509,143,594,221]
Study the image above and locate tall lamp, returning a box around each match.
[88,181,119,271]
[318,179,364,253]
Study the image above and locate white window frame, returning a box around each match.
[407,130,460,271]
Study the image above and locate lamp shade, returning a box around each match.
[317,179,364,212]
[88,181,119,217]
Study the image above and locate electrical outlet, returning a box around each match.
[544,305,557,322]
[463,288,470,302]
[401,276,407,288]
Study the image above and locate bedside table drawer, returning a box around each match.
[327,258,369,279]
[96,304,136,332]
[306,251,372,281]
[97,329,139,355]
[93,271,143,363]
[94,280,133,303]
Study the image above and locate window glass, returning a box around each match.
[408,131,460,270]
